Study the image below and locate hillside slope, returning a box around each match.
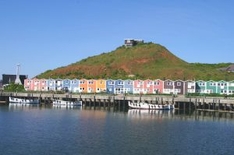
[36,42,234,80]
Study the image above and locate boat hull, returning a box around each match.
[53,100,82,107]
[9,97,39,104]
[128,101,174,110]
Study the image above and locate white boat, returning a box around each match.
[9,97,40,104]
[128,101,149,109]
[53,99,82,107]
[128,101,174,110]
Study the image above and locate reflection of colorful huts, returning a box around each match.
[96,79,106,93]
[153,79,164,94]
[106,79,115,94]
[133,79,144,94]
[124,79,133,94]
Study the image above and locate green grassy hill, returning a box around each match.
[36,42,234,81]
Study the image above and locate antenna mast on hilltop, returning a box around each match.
[15,64,22,85]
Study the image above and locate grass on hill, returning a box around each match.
[36,42,234,81]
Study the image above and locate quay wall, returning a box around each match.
[1,92,234,111]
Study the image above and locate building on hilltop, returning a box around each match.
[219,64,234,72]
[226,64,234,72]
[124,39,144,47]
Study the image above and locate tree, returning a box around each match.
[4,83,25,92]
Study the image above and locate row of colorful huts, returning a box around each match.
[24,78,234,95]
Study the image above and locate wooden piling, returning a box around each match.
[189,98,191,111]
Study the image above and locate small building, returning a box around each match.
[153,79,164,94]
[106,79,115,94]
[227,80,234,95]
[184,80,196,94]
[47,78,56,91]
[219,64,234,72]
[216,80,228,95]
[87,79,96,93]
[133,79,144,94]
[163,79,174,94]
[70,79,79,93]
[206,80,217,94]
[79,79,88,93]
[174,80,184,95]
[115,79,125,94]
[2,74,27,86]
[24,78,47,91]
[96,79,106,93]
[124,39,144,47]
[196,80,207,94]
[124,79,133,94]
[144,79,154,94]
[226,64,234,72]
[55,78,63,91]
[62,79,71,92]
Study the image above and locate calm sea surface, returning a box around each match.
[0,104,234,155]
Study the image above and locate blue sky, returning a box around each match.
[0,0,233,78]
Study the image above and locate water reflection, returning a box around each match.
[6,103,234,122]
[174,109,234,121]
[127,109,175,120]
[8,103,40,110]
[8,103,83,110]
[52,105,83,110]
[127,109,234,122]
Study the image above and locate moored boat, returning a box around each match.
[9,97,40,104]
[53,99,82,107]
[128,101,150,109]
[128,101,174,110]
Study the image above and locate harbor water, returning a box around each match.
[0,104,234,155]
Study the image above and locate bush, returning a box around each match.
[4,83,25,92]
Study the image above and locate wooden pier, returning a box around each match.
[0,92,234,112]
